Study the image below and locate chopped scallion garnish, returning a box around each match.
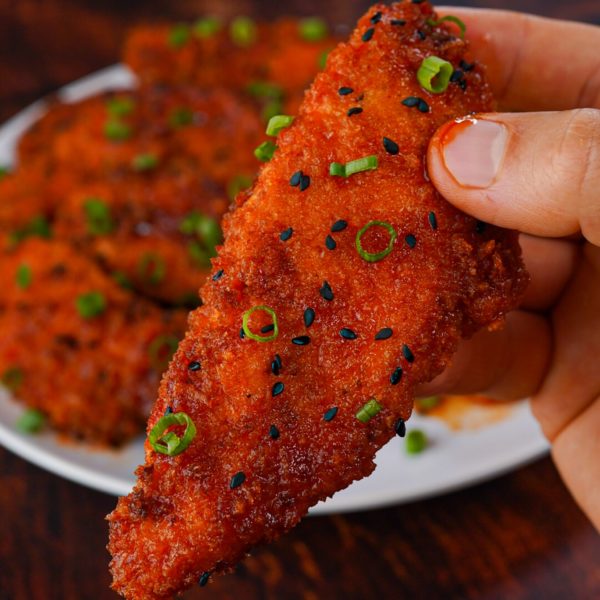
[104,119,132,141]
[230,17,257,47]
[266,115,295,136]
[75,291,106,319]
[356,399,383,423]
[329,155,378,178]
[426,15,466,39]
[0,165,10,180]
[84,198,114,236]
[148,334,179,371]
[406,429,428,454]
[318,49,331,69]
[168,24,191,48]
[417,56,453,94]
[1,367,23,391]
[9,215,52,246]
[149,411,197,456]
[242,306,279,342]
[169,107,194,128]
[227,174,253,200]
[254,140,277,162]
[246,81,283,100]
[16,264,32,289]
[355,220,397,262]
[193,16,221,38]
[16,408,45,434]
[298,17,328,42]
[106,97,135,117]
[416,396,441,411]
[132,153,159,172]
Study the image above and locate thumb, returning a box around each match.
[427,109,600,245]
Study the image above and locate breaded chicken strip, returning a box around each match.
[108,3,528,598]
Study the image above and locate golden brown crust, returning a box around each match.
[108,3,528,599]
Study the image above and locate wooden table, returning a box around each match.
[1,1,599,599]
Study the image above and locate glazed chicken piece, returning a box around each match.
[109,3,528,598]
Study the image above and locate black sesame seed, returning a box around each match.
[340,328,357,340]
[261,323,275,334]
[475,220,487,234]
[323,407,338,422]
[331,219,347,232]
[338,86,354,96]
[304,307,315,327]
[417,99,430,113]
[391,19,406,26]
[402,344,415,363]
[300,174,311,191]
[416,30,426,40]
[212,269,224,281]
[402,96,420,108]
[188,361,201,372]
[460,59,475,72]
[325,235,337,250]
[390,367,403,385]
[382,137,399,155]
[362,27,375,42]
[370,11,382,24]
[199,572,211,587]
[239,327,245,339]
[428,211,438,230]
[269,424,280,439]
[292,335,310,346]
[450,69,464,83]
[280,227,293,241]
[164,405,173,415]
[347,107,363,117]
[320,281,334,301]
[271,359,280,376]
[274,353,282,369]
[405,234,417,248]
[230,471,246,489]
[394,418,406,437]
[272,381,284,396]
[290,170,302,186]
[375,327,393,340]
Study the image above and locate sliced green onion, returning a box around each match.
[246,81,283,100]
[149,411,197,456]
[329,155,378,178]
[180,212,222,254]
[106,97,135,117]
[227,174,253,200]
[104,119,132,141]
[299,17,328,42]
[187,241,211,269]
[16,408,45,434]
[84,197,114,236]
[0,165,10,180]
[132,153,159,172]
[76,291,106,319]
[356,221,397,263]
[254,141,277,162]
[416,396,441,411]
[262,99,283,123]
[318,49,331,69]
[16,264,32,289]
[242,306,279,342]
[138,252,166,285]
[406,429,428,454]
[266,115,295,136]
[426,16,466,39]
[112,271,133,290]
[356,399,383,423]
[9,215,52,246]
[230,17,257,47]
[417,56,453,94]
[1,367,23,391]
[193,16,221,38]
[148,334,179,371]
[169,107,194,128]
[168,23,191,48]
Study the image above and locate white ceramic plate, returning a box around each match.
[0,65,549,514]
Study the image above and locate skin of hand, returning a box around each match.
[423,8,600,531]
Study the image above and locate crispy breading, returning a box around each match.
[108,3,528,598]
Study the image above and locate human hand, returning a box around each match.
[423,8,600,530]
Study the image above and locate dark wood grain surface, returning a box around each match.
[1,2,599,599]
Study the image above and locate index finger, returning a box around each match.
[438,7,600,111]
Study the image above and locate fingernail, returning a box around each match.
[440,118,508,188]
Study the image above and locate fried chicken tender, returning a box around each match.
[0,239,186,444]
[108,3,528,597]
